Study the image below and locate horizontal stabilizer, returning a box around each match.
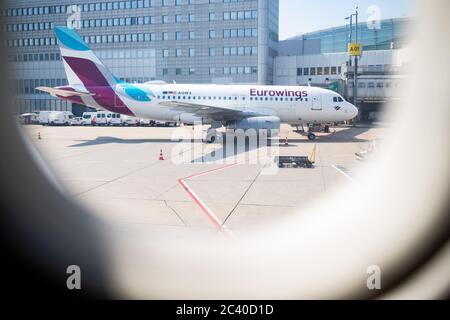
[36,86,95,98]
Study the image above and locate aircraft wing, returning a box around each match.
[158,101,268,121]
[36,87,95,98]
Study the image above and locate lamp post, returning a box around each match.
[354,7,359,111]
[346,7,360,122]
[345,15,353,101]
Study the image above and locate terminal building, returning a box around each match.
[2,0,279,115]
[274,18,412,121]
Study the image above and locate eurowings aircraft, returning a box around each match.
[37,27,358,142]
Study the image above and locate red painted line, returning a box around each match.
[178,178,222,230]
[178,164,239,235]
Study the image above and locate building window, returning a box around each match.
[189,14,195,22]
[317,67,323,75]
[189,48,195,56]
[209,12,215,21]
[209,30,216,39]
[189,31,195,40]
[297,68,302,76]
[331,67,337,75]
[176,68,182,75]
[163,49,169,57]
[163,68,168,75]
[162,15,169,24]
[310,67,316,75]
[175,31,182,40]
[189,68,195,75]
[176,48,182,57]
[175,14,182,23]
[209,48,216,56]
[324,67,330,75]
[209,67,215,75]
[304,68,309,76]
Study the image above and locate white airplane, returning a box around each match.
[37,27,358,143]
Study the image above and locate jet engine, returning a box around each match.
[226,116,280,130]
[226,116,280,137]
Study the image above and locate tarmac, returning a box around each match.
[24,123,384,236]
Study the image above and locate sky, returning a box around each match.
[279,0,416,40]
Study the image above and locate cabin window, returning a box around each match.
[333,97,338,102]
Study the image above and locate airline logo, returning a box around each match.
[250,88,308,98]
[334,106,342,111]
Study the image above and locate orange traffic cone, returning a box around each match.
[158,149,165,160]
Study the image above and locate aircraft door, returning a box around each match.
[311,92,323,111]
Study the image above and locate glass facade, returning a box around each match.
[295,18,411,54]
[2,0,279,113]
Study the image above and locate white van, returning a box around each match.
[121,115,140,126]
[70,117,83,126]
[139,118,152,126]
[110,113,122,126]
[93,111,110,126]
[48,111,74,126]
[38,111,52,125]
[81,112,96,126]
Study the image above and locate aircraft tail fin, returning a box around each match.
[54,26,119,89]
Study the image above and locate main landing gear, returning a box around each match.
[307,132,316,141]
[205,129,217,144]
[205,121,222,144]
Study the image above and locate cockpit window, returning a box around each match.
[338,97,344,102]
[334,97,344,102]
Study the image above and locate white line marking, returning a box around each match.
[332,164,355,181]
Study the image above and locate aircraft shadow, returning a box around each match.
[291,126,371,144]
[68,127,370,148]
[69,136,186,147]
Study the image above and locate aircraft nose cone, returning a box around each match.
[348,103,359,119]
